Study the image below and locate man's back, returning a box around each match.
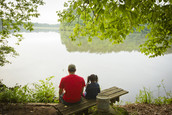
[59,74,85,103]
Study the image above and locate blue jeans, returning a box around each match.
[59,93,82,105]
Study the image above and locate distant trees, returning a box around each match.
[60,31,146,53]
[57,0,172,57]
[0,0,44,66]
[33,23,60,28]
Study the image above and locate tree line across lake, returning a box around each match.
[0,20,60,32]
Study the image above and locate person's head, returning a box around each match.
[68,64,76,74]
[87,74,98,83]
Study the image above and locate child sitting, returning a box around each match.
[84,74,100,99]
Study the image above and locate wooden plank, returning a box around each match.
[26,103,57,106]
[55,86,129,115]
[100,86,119,93]
[58,103,96,115]
[0,103,58,106]
[61,100,96,115]
[109,90,129,100]
[59,99,95,111]
[100,88,123,96]
[55,98,88,110]
[55,98,96,115]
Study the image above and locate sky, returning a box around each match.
[21,0,170,24]
[31,0,68,24]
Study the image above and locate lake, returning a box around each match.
[0,31,172,103]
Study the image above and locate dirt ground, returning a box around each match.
[0,103,58,115]
[0,103,172,115]
[120,103,172,115]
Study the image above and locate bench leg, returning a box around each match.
[110,97,120,105]
[83,108,88,115]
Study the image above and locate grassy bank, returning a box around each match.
[0,76,58,103]
[0,77,172,114]
[1,77,171,104]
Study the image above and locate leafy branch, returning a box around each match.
[57,0,172,57]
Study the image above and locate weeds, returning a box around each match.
[32,76,57,103]
[0,76,57,103]
[135,80,172,105]
[135,87,153,104]
[1,78,171,105]
[0,83,32,103]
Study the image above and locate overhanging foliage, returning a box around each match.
[57,0,172,57]
[0,0,44,66]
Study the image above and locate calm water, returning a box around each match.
[0,32,172,103]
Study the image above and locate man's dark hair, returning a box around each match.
[68,64,76,73]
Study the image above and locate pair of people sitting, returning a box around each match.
[59,64,100,105]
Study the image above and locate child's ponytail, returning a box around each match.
[87,75,91,83]
[95,75,98,82]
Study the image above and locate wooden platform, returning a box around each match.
[55,86,128,115]
[100,86,129,103]
[54,98,96,115]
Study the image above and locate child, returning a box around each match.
[84,74,100,99]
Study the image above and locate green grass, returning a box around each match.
[135,80,172,105]
[0,76,58,103]
[1,78,171,106]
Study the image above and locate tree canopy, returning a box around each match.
[0,0,44,66]
[57,0,172,57]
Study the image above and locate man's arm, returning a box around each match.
[81,87,84,95]
[59,88,63,95]
[59,88,63,103]
[81,78,86,95]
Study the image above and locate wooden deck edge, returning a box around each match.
[0,103,58,106]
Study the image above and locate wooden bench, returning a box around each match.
[100,86,129,105]
[54,86,128,115]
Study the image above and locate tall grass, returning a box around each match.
[135,80,172,105]
[0,76,58,103]
[135,87,153,104]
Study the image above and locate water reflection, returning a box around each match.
[60,31,172,54]
[0,31,172,103]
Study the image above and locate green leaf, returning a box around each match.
[77,8,82,14]
[73,2,77,9]
[100,23,105,33]
[64,2,68,7]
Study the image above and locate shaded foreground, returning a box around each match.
[120,103,172,115]
[0,103,57,115]
[0,103,172,115]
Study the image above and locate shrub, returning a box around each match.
[32,76,56,103]
[0,76,57,103]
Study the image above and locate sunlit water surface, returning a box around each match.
[0,32,172,103]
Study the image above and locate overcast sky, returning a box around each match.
[31,0,68,24]
[29,0,169,24]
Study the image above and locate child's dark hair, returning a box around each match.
[87,74,98,83]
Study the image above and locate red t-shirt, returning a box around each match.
[59,74,85,103]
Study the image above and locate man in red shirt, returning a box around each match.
[59,64,85,105]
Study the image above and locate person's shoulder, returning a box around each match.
[94,82,100,87]
[95,82,99,85]
[61,75,70,80]
[87,83,91,86]
[75,75,84,79]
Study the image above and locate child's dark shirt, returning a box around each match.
[85,82,100,99]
